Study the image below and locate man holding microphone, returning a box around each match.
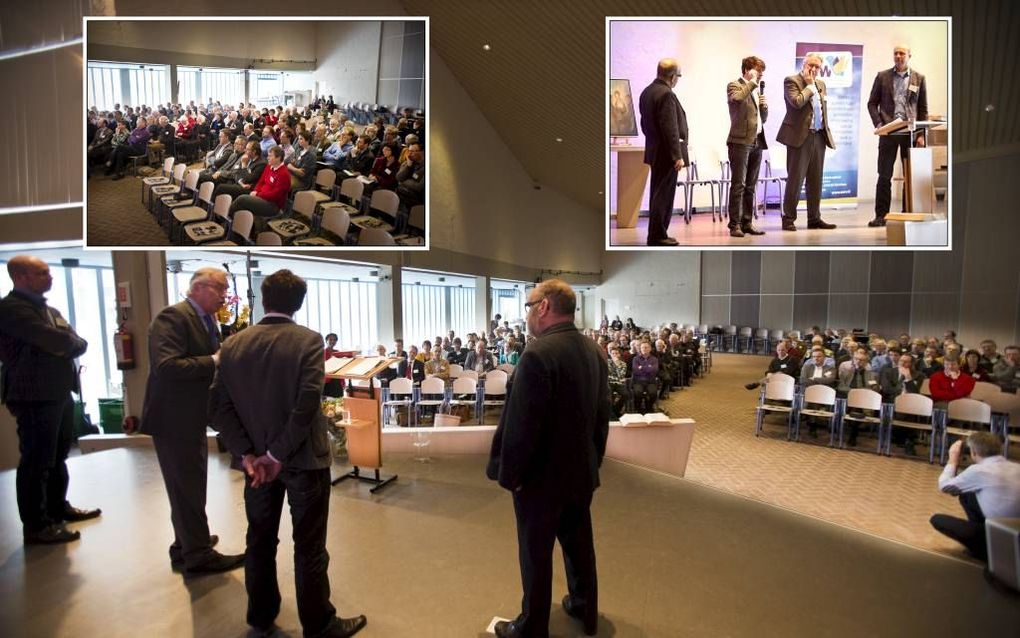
[726,55,768,238]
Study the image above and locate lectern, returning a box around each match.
[875,119,948,245]
[325,356,402,493]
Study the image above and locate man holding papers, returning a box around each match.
[867,44,928,227]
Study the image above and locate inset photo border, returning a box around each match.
[605,16,951,251]
[83,16,428,251]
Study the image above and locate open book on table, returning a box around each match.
[618,413,672,427]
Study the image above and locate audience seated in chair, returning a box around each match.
[228,145,289,230]
[630,341,659,413]
[108,119,151,180]
[928,356,975,406]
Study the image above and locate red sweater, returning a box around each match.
[252,163,291,210]
[928,370,976,403]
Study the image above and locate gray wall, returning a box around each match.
[699,154,1020,348]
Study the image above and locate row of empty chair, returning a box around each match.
[380,368,511,426]
[673,149,786,224]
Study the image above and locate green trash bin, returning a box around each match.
[98,399,125,434]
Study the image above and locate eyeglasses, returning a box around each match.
[524,297,545,310]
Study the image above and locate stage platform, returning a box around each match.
[609,202,949,248]
[0,447,1015,637]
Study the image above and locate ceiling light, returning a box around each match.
[482,44,491,51]
[598,191,603,195]
[555,137,563,143]
[985,104,996,112]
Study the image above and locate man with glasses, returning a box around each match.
[777,53,837,232]
[488,279,610,637]
[638,58,688,246]
[137,267,246,578]
[0,255,99,545]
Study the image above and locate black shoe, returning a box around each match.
[317,615,367,638]
[868,218,887,227]
[494,620,522,638]
[62,505,102,522]
[904,441,917,456]
[25,523,81,545]
[741,226,765,236]
[647,237,679,246]
[781,222,797,231]
[182,550,246,578]
[807,220,837,229]
[729,227,745,238]
[745,382,760,390]
[171,534,220,570]
[563,596,598,636]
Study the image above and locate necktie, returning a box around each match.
[203,314,220,350]
[811,89,823,130]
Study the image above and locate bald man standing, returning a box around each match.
[638,58,689,246]
[0,255,99,545]
[867,44,928,227]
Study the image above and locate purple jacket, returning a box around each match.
[632,353,659,381]
[127,127,152,147]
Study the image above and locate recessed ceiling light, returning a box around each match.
[555,137,563,143]
[598,191,604,195]
[482,44,491,51]
[985,103,996,112]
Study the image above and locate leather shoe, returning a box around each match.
[563,596,598,635]
[183,550,246,578]
[807,220,837,229]
[317,615,367,638]
[647,237,679,246]
[868,218,887,227]
[729,227,745,238]
[171,535,220,570]
[494,620,522,638]
[781,222,797,231]
[741,226,765,236]
[25,523,81,545]
[62,505,101,522]
[745,382,761,390]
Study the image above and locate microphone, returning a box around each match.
[758,80,765,93]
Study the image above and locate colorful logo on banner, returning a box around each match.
[795,42,863,206]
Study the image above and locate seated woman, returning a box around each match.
[962,349,994,383]
[368,143,400,191]
[86,118,114,167]
[630,341,659,413]
[499,337,520,366]
[607,345,631,418]
[108,119,152,180]
[228,145,290,229]
[285,130,318,191]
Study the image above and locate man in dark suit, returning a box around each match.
[138,267,245,577]
[0,256,99,545]
[210,269,366,638]
[726,55,769,238]
[396,345,426,384]
[638,58,688,246]
[488,279,610,638]
[777,53,837,231]
[866,44,929,227]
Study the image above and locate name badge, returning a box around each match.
[385,168,392,175]
[780,364,787,369]
[909,84,919,93]
[54,316,70,329]
[413,173,419,180]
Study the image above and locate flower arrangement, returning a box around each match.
[217,291,250,337]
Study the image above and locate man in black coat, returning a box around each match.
[488,279,610,638]
[0,255,99,544]
[210,270,366,638]
[638,58,689,246]
[137,267,245,577]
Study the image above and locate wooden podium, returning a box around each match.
[876,119,948,246]
[325,356,402,493]
[611,144,648,228]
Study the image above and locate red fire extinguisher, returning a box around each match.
[114,324,136,370]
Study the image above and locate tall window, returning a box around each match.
[377,20,425,109]
[0,252,118,422]
[491,281,527,326]
[401,271,477,347]
[178,66,246,106]
[87,61,169,110]
[251,71,315,109]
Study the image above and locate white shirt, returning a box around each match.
[751,84,763,137]
[939,456,1020,519]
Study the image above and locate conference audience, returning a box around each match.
[108,119,152,180]
[369,143,400,191]
[286,131,318,191]
[992,345,1020,392]
[464,341,496,375]
[395,142,425,209]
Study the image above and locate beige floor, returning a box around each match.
[663,352,967,558]
[608,200,948,247]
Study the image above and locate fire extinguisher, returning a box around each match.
[114,324,136,370]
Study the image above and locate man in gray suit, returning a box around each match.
[638,58,688,246]
[800,348,837,388]
[139,267,245,577]
[866,44,928,227]
[726,55,769,238]
[210,269,367,638]
[777,53,837,232]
